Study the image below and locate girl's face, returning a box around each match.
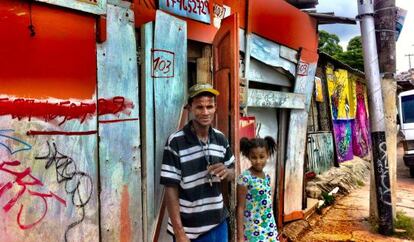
[248,147,268,173]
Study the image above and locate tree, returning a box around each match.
[318,30,343,56]
[318,30,364,72]
[347,36,362,52]
[336,36,364,72]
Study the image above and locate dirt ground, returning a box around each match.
[299,146,414,242]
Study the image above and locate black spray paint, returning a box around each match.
[35,141,93,242]
[371,131,393,235]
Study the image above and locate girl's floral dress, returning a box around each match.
[238,169,278,242]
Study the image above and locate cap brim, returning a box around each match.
[189,88,220,98]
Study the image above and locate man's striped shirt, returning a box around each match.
[160,121,235,239]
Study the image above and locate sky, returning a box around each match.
[316,0,413,73]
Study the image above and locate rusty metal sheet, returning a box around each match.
[35,0,106,15]
[280,45,298,64]
[247,89,305,109]
[0,4,101,239]
[97,4,142,242]
[307,132,334,174]
[0,105,100,242]
[284,61,317,216]
[140,21,156,242]
[153,9,187,214]
[239,29,297,76]
[247,58,293,87]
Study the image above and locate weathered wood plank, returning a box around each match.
[35,0,106,15]
[247,89,305,109]
[0,5,100,241]
[140,21,156,242]
[248,58,293,87]
[284,61,317,216]
[196,57,211,84]
[0,120,100,242]
[280,45,298,64]
[153,10,187,214]
[307,132,334,174]
[97,4,142,242]
[239,29,297,76]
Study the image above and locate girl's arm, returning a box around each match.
[237,184,248,242]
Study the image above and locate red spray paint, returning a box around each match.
[0,97,134,125]
[0,160,66,230]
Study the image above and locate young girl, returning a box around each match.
[237,137,278,242]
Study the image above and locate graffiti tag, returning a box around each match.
[0,160,66,229]
[0,97,134,125]
[35,141,93,242]
[0,129,32,155]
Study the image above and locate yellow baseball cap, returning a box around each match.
[188,83,220,98]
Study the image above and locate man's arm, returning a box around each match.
[165,185,190,242]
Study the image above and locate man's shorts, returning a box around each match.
[172,220,228,242]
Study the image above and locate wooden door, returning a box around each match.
[212,13,240,167]
[212,13,240,240]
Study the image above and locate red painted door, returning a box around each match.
[212,14,240,240]
[212,13,240,166]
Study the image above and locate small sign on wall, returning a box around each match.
[159,0,211,24]
[213,4,230,28]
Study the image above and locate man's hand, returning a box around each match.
[208,163,234,181]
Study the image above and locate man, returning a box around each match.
[160,83,235,242]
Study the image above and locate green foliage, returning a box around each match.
[316,192,336,215]
[321,192,335,206]
[394,211,414,239]
[318,30,343,56]
[336,36,364,72]
[318,31,364,72]
[347,36,362,51]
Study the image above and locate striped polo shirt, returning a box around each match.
[160,120,235,239]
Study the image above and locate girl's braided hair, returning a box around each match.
[240,136,277,157]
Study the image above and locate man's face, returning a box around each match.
[189,95,216,127]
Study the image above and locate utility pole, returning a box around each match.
[374,0,397,223]
[357,0,394,235]
[405,54,414,69]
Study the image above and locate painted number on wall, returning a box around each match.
[213,4,227,19]
[160,0,211,24]
[152,49,175,78]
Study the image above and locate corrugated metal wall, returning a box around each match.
[0,2,100,241]
[0,2,142,241]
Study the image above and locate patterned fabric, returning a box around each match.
[237,170,278,242]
